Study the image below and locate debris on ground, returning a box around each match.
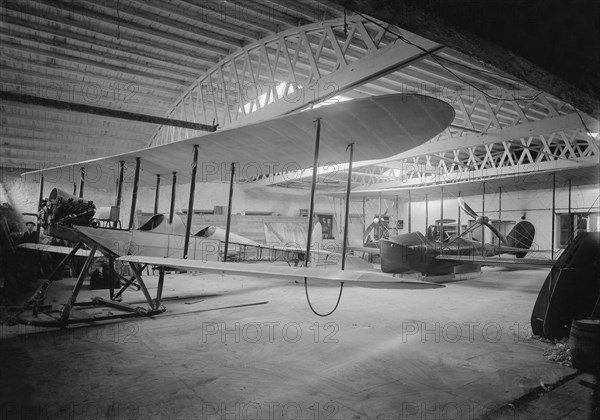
[541,337,572,367]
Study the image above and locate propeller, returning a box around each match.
[457,197,508,245]
[363,208,391,244]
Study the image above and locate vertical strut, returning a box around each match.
[551,173,556,257]
[128,157,141,230]
[305,118,321,267]
[154,174,161,215]
[184,146,199,259]
[169,172,177,224]
[341,143,354,270]
[78,167,85,198]
[223,163,236,262]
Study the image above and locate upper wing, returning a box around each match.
[435,255,555,268]
[21,94,455,188]
[18,243,93,257]
[118,255,444,289]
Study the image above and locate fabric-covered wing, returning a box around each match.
[435,255,555,268]
[118,256,444,289]
[21,94,455,188]
[18,243,93,257]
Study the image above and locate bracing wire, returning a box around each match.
[304,277,344,317]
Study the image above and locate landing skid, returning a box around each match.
[14,245,167,328]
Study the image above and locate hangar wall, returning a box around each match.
[401,184,599,257]
[1,168,339,236]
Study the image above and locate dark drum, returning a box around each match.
[569,319,600,373]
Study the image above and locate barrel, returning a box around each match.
[569,319,600,373]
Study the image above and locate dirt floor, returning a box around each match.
[1,265,598,419]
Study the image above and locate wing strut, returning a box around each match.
[223,163,236,262]
[304,118,321,267]
[169,172,177,223]
[128,157,141,230]
[341,143,355,270]
[183,145,199,259]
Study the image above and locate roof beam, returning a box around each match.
[143,0,260,40]
[229,30,442,126]
[354,157,599,192]
[0,41,194,87]
[2,0,219,67]
[0,135,141,152]
[85,0,243,50]
[0,71,177,106]
[0,92,218,132]
[0,21,206,77]
[376,112,599,164]
[0,64,182,100]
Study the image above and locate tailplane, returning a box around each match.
[506,221,535,258]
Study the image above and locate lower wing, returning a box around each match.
[118,255,443,289]
[18,243,93,257]
[436,255,555,268]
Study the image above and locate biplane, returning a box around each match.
[353,197,554,276]
[15,94,455,327]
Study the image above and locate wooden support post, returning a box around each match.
[440,187,444,254]
[425,194,429,234]
[408,190,411,233]
[498,187,502,255]
[223,163,236,262]
[129,263,156,309]
[341,143,354,270]
[362,196,366,242]
[0,91,217,132]
[482,182,486,256]
[114,160,125,228]
[551,173,556,257]
[59,244,98,326]
[37,174,44,238]
[457,191,462,254]
[38,175,44,210]
[156,266,165,304]
[109,257,115,300]
[568,179,572,244]
[78,167,85,198]
[128,157,141,230]
[395,195,399,235]
[169,172,177,224]
[116,161,125,206]
[305,118,321,267]
[154,174,160,215]
[378,192,382,240]
[457,191,461,236]
[184,146,199,259]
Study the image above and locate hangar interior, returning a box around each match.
[0,1,599,419]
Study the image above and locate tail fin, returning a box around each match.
[507,221,535,258]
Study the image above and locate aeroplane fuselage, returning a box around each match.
[379,231,529,275]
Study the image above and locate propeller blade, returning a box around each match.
[458,197,478,219]
[482,221,508,245]
[458,198,508,245]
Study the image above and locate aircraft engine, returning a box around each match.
[41,188,96,227]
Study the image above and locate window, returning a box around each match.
[557,212,599,247]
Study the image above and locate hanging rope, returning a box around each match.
[304,277,344,317]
